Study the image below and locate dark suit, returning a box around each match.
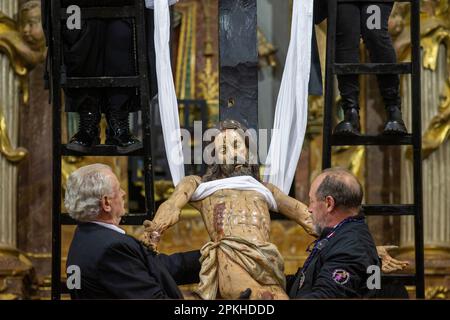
[61,0,139,113]
[66,223,201,299]
[41,1,141,113]
[312,0,399,104]
[308,0,329,97]
[287,216,380,299]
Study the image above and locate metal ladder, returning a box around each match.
[322,0,424,298]
[48,0,155,300]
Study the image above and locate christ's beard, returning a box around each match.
[202,162,258,182]
[220,164,236,177]
[218,163,254,178]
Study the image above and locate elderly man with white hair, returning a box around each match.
[65,163,201,299]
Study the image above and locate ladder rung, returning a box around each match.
[382,274,416,286]
[334,63,412,75]
[362,205,415,216]
[61,145,144,157]
[63,76,140,88]
[61,6,136,19]
[331,134,413,146]
[61,214,149,225]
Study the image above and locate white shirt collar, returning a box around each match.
[90,221,125,234]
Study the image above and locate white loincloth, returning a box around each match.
[194,236,286,300]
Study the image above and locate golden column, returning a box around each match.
[394,1,450,298]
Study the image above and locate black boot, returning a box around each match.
[105,110,142,154]
[67,111,101,152]
[334,96,361,136]
[383,104,408,135]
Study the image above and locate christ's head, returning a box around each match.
[202,120,259,182]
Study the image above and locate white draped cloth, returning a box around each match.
[153,0,314,194]
[153,0,185,185]
[191,176,278,211]
[145,0,178,9]
[262,0,314,193]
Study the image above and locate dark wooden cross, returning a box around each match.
[219,0,258,131]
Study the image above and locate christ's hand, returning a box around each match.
[376,245,410,273]
[141,202,181,250]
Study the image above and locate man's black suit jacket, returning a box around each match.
[66,223,201,299]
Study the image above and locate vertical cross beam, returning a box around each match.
[219,0,258,130]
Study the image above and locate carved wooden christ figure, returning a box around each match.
[142,120,407,299]
[142,119,317,300]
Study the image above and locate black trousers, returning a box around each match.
[62,18,138,113]
[315,1,400,106]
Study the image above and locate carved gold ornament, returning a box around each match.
[175,2,198,99]
[425,286,449,299]
[0,1,46,163]
[198,57,219,105]
[418,79,450,159]
[198,0,219,125]
[392,1,450,159]
[420,2,450,159]
[0,245,36,300]
[257,28,278,68]
[0,104,27,163]
[0,1,47,104]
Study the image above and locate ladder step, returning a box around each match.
[382,274,416,286]
[61,213,149,225]
[61,6,136,19]
[63,76,140,88]
[362,205,415,216]
[334,63,412,75]
[331,134,413,146]
[61,145,144,156]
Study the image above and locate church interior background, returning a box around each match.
[0,0,449,299]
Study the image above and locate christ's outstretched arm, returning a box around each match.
[141,175,201,250]
[265,182,318,237]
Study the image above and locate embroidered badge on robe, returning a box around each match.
[332,269,350,285]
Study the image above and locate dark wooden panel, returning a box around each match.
[219,0,258,130]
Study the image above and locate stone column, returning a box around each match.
[0,0,19,249]
[0,0,36,300]
[400,44,450,297]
